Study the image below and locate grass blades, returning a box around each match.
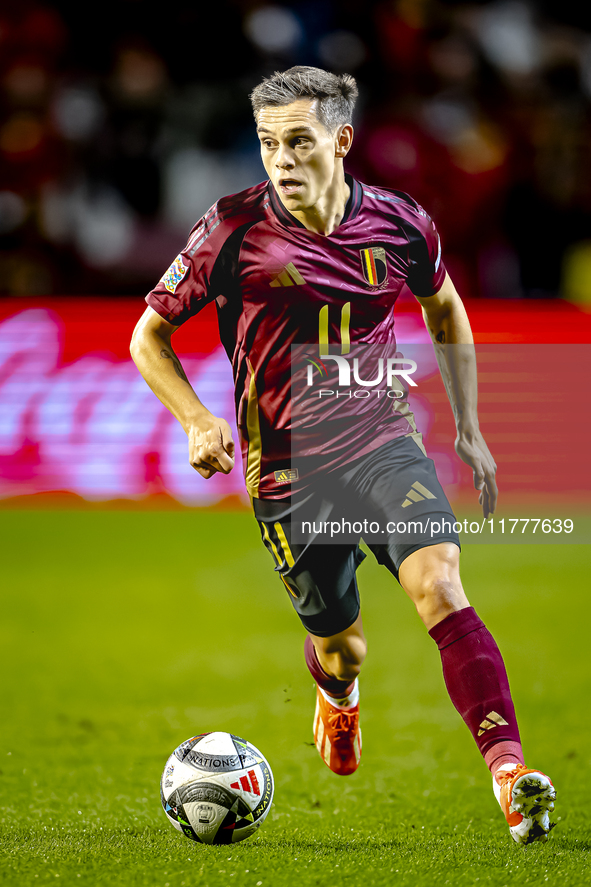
[1,510,590,886]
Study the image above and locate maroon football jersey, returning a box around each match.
[146,175,446,499]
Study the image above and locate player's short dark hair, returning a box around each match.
[250,66,358,133]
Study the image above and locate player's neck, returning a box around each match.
[289,170,350,236]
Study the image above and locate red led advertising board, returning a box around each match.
[0,295,590,516]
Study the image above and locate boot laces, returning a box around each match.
[496,763,529,787]
[327,708,358,740]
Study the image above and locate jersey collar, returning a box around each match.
[267,173,362,230]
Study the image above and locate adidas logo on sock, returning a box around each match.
[477,710,509,736]
[401,481,437,508]
[270,262,306,287]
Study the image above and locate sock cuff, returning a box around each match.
[484,740,525,774]
[428,606,486,650]
[319,678,359,709]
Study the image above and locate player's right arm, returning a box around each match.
[130,306,234,478]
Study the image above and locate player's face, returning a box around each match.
[256,99,351,213]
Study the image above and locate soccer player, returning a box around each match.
[131,67,556,844]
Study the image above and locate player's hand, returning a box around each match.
[455,429,498,518]
[187,416,235,479]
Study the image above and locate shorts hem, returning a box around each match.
[374,535,461,584]
[300,603,361,639]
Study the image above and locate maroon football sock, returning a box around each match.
[428,607,524,772]
[304,634,356,698]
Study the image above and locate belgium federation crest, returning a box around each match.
[360,246,388,287]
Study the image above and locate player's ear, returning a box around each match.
[335,124,353,158]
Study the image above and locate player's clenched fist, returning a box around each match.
[187,416,235,479]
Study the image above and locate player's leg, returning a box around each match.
[308,611,367,685]
[398,541,556,843]
[344,436,556,841]
[253,497,364,775]
[344,437,523,772]
[283,551,366,777]
[304,613,365,776]
[398,541,523,769]
[395,539,468,629]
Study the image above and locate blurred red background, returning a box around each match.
[0,295,589,510]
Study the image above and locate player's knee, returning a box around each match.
[319,636,367,682]
[326,653,362,683]
[412,574,467,624]
[400,544,467,626]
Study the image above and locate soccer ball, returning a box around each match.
[160,731,274,845]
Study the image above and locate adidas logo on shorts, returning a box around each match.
[401,481,437,508]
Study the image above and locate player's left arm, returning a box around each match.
[415,272,498,518]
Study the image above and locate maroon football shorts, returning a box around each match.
[253,435,460,637]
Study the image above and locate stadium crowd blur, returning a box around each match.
[1,0,591,301]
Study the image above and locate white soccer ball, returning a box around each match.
[160,731,274,845]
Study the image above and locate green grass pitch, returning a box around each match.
[1,509,589,886]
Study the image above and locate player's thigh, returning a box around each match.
[345,435,461,581]
[253,497,365,638]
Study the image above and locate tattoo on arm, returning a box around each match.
[436,330,446,344]
[160,348,189,384]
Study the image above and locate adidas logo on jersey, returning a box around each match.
[401,481,437,508]
[230,769,261,796]
[477,711,509,736]
[270,262,306,287]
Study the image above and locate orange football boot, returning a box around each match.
[313,683,361,776]
[494,764,557,844]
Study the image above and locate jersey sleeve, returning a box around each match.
[404,204,447,299]
[145,205,223,326]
